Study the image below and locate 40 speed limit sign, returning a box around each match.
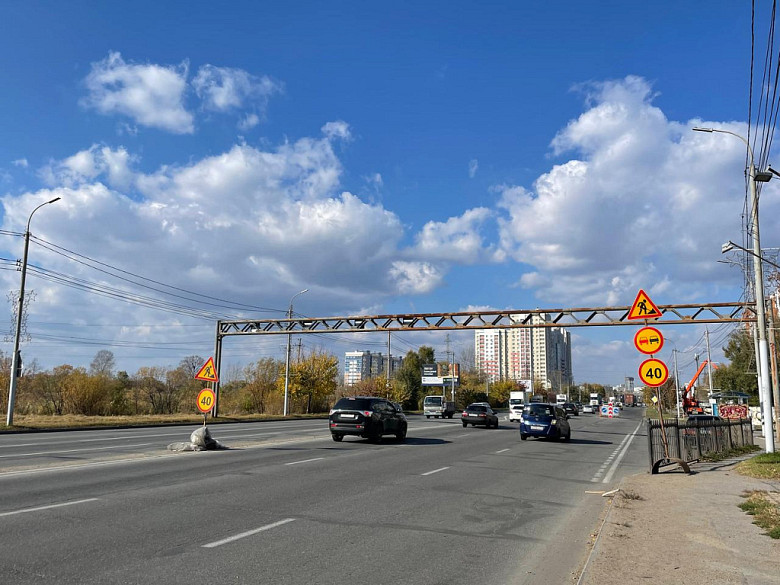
[638,358,669,387]
[196,388,216,413]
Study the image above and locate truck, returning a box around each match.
[508,391,526,422]
[556,394,567,406]
[589,392,601,406]
[423,395,455,419]
[624,394,636,407]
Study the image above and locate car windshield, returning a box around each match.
[509,399,523,406]
[524,404,554,416]
[333,397,373,411]
[466,405,487,413]
[424,396,443,406]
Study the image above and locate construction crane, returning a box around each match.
[682,360,717,415]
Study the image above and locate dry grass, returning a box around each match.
[739,490,780,539]
[0,412,326,431]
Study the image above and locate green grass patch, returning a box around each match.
[739,490,780,539]
[737,451,780,480]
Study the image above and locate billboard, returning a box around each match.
[421,363,460,386]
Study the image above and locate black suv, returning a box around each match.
[329,396,407,442]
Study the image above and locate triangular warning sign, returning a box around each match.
[194,357,219,382]
[627,289,663,320]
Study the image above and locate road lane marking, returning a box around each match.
[202,518,296,548]
[593,422,642,484]
[0,498,98,517]
[0,443,155,459]
[284,457,324,466]
[602,422,641,483]
[590,429,634,482]
[495,448,510,454]
[421,467,450,476]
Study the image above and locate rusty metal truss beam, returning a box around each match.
[216,302,755,338]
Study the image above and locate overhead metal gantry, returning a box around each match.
[216,301,755,336]
[209,301,755,414]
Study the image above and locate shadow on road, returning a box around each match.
[566,438,613,445]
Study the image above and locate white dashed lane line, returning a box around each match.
[284,457,324,466]
[421,467,450,476]
[0,498,99,518]
[591,421,642,483]
[202,518,296,548]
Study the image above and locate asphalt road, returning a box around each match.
[0,408,648,584]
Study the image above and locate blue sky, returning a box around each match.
[0,1,775,386]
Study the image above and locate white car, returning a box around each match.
[582,404,595,413]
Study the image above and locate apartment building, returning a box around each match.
[344,351,403,386]
[474,313,572,390]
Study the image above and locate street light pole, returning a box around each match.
[694,127,775,452]
[283,289,307,416]
[6,197,61,426]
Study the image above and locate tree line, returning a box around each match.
[0,345,540,419]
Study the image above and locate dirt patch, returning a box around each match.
[578,461,780,585]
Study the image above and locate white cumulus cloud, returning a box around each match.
[82,52,193,134]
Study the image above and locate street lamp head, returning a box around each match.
[721,241,736,254]
[692,127,714,133]
[48,197,61,204]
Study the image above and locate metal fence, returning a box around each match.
[647,417,754,473]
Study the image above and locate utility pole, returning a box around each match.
[673,349,681,418]
[387,331,391,395]
[283,289,308,416]
[705,327,714,398]
[694,126,774,452]
[6,196,60,427]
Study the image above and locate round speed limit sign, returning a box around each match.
[638,358,669,387]
[196,388,216,413]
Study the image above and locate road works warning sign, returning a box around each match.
[194,357,219,382]
[627,289,663,320]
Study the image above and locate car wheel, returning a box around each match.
[562,430,571,442]
[396,424,407,441]
[462,421,468,427]
[494,420,499,429]
[520,433,528,441]
[426,415,430,419]
[331,433,343,442]
[448,413,454,419]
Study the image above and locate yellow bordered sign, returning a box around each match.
[627,289,662,320]
[638,358,669,387]
[196,388,216,413]
[634,326,664,355]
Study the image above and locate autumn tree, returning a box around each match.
[239,357,282,413]
[90,350,116,377]
[395,346,435,409]
[289,349,338,413]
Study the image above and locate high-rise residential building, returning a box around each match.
[344,351,403,386]
[474,313,572,390]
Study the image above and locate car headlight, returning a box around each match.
[551,419,557,425]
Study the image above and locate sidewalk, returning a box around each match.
[578,451,780,585]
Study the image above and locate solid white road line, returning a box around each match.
[0,498,99,518]
[284,457,324,466]
[421,467,450,476]
[202,518,297,548]
[495,448,510,454]
[602,422,642,484]
[0,443,155,459]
